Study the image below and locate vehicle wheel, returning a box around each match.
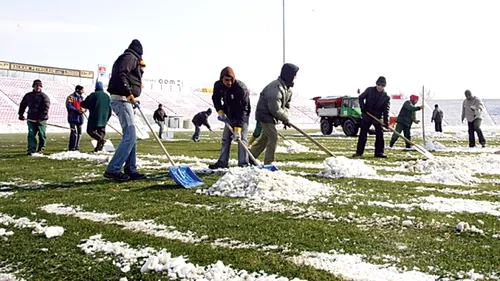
[320,119,333,135]
[343,119,359,136]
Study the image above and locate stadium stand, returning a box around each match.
[1,76,499,132]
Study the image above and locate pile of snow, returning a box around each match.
[198,167,332,203]
[423,141,446,151]
[0,213,64,239]
[318,157,377,178]
[79,234,305,280]
[290,251,439,281]
[276,140,311,154]
[367,195,500,217]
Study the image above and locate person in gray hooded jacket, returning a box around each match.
[250,63,299,164]
[461,90,486,147]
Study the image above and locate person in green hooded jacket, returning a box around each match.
[389,95,422,149]
[81,81,111,152]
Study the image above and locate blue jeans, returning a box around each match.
[106,100,137,174]
[217,120,249,166]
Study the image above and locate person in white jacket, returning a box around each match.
[461,90,486,148]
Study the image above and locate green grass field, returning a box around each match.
[1,129,499,281]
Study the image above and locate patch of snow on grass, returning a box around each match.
[79,234,305,280]
[0,213,64,239]
[0,192,15,198]
[367,195,500,217]
[40,204,120,222]
[276,140,311,153]
[290,251,439,281]
[198,166,333,203]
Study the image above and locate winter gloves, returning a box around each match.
[232,127,242,141]
[19,115,25,121]
[217,110,228,122]
[248,135,256,148]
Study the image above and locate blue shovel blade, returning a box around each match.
[169,166,204,188]
[258,164,279,172]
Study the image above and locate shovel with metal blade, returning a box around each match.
[366,112,434,159]
[225,123,278,171]
[135,103,204,188]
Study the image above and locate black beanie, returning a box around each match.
[376,76,387,86]
[128,39,143,56]
[465,90,472,96]
[75,85,84,91]
[32,79,42,88]
[207,108,212,115]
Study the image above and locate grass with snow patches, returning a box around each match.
[1,131,500,280]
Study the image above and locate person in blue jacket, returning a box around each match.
[66,85,86,151]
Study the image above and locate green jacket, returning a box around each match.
[255,78,292,124]
[81,90,111,129]
[396,100,421,126]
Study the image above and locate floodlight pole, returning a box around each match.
[282,0,285,64]
[422,85,426,144]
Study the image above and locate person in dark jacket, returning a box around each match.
[191,108,212,142]
[18,79,51,155]
[104,39,145,181]
[66,85,86,151]
[81,81,111,152]
[209,66,251,169]
[353,76,391,158]
[389,95,422,148]
[250,63,299,164]
[431,104,444,132]
[153,104,167,139]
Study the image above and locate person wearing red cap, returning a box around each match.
[209,66,251,169]
[389,94,422,149]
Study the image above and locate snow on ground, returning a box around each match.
[41,204,205,244]
[0,213,64,238]
[0,192,15,198]
[318,157,377,178]
[275,140,312,154]
[397,154,500,185]
[0,271,26,281]
[197,166,333,203]
[367,195,500,217]
[78,234,305,280]
[0,228,14,237]
[47,151,111,164]
[290,251,439,281]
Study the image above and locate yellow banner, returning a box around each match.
[0,61,10,70]
[3,61,94,79]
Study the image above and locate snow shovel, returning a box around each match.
[136,104,204,188]
[225,123,278,171]
[287,123,335,156]
[366,112,434,159]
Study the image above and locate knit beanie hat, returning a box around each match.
[376,76,387,86]
[128,39,143,56]
[410,94,419,103]
[95,81,103,91]
[32,79,42,88]
[220,66,235,80]
[75,85,84,91]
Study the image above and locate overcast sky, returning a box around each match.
[1,0,499,99]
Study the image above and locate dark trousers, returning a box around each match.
[390,123,412,148]
[356,118,385,156]
[69,123,82,151]
[468,119,486,147]
[192,122,201,141]
[87,126,106,152]
[434,121,442,132]
[27,120,47,153]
